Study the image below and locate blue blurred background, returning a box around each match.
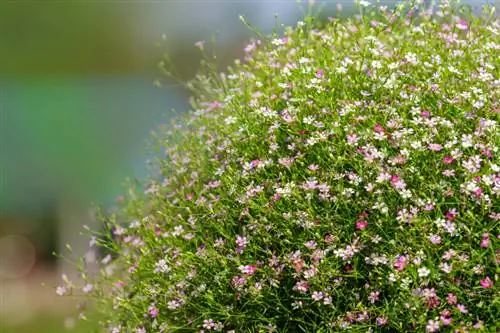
[0,0,489,331]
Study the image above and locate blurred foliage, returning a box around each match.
[3,313,100,333]
[0,2,140,76]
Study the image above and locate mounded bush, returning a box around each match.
[64,1,499,332]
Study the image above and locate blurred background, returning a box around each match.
[0,0,490,332]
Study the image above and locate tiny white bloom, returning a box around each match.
[418,267,431,278]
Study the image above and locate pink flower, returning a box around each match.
[236,235,248,248]
[374,123,385,133]
[293,280,309,293]
[148,305,159,318]
[394,256,407,271]
[115,280,126,288]
[308,164,319,171]
[391,175,406,189]
[443,156,454,164]
[238,264,257,275]
[356,220,368,230]
[456,19,468,30]
[315,69,324,79]
[304,240,317,250]
[480,276,493,289]
[456,304,468,314]
[429,234,442,244]
[426,320,440,332]
[368,291,380,303]
[480,233,490,248]
[442,169,455,177]
[231,275,246,287]
[428,143,443,151]
[347,133,360,145]
[473,187,483,197]
[250,159,260,169]
[421,110,431,118]
[440,309,452,326]
[324,234,335,243]
[446,293,457,305]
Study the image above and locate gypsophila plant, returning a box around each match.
[59,1,499,332]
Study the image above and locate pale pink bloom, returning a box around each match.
[440,315,452,326]
[426,319,440,332]
[203,319,215,329]
[82,284,93,294]
[456,19,468,30]
[368,291,380,303]
[480,233,490,248]
[428,143,443,151]
[56,286,67,296]
[308,164,319,171]
[456,304,468,313]
[148,305,159,318]
[311,291,324,301]
[446,293,457,305]
[115,280,125,288]
[236,235,248,248]
[304,240,317,250]
[238,265,257,275]
[293,280,309,292]
[394,255,407,271]
[347,133,360,145]
[232,276,246,287]
[473,321,484,329]
[429,234,442,244]
[442,169,455,177]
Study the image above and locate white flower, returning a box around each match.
[56,285,67,296]
[359,0,371,7]
[225,116,237,125]
[311,291,324,301]
[154,259,170,274]
[82,284,93,294]
[418,267,431,278]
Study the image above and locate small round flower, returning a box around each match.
[426,320,440,332]
[456,19,468,30]
[480,276,493,289]
[418,267,431,278]
[56,286,68,296]
[148,305,159,318]
[311,291,324,301]
[355,220,368,230]
[428,235,441,244]
[82,284,93,294]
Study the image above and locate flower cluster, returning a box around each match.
[67,1,498,332]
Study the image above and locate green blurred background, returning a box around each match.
[0,0,489,332]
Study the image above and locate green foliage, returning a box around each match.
[61,1,499,332]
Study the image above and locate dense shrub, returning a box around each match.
[61,1,499,332]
